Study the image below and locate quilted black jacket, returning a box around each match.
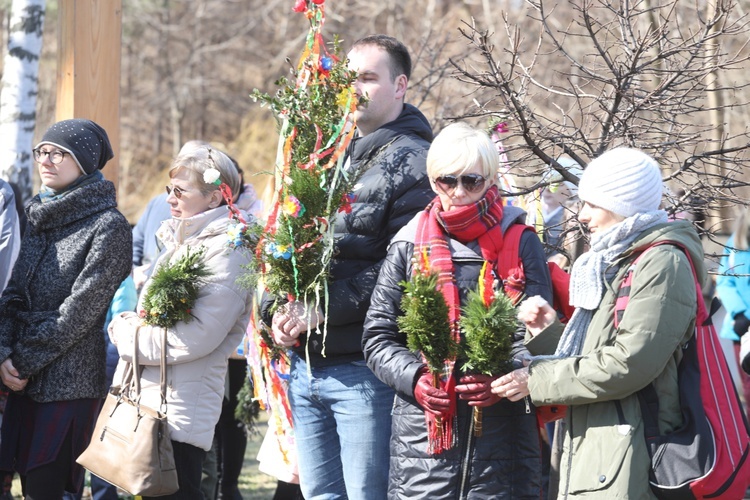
[362,206,551,498]
[263,103,435,366]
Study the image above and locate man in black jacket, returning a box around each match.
[268,35,434,499]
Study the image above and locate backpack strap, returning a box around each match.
[500,224,576,322]
[613,240,704,439]
[497,224,535,279]
[613,240,706,330]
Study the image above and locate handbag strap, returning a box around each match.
[129,326,170,412]
[159,328,168,410]
[132,327,141,396]
[613,240,704,438]
[614,240,706,328]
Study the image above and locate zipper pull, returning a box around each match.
[524,396,531,414]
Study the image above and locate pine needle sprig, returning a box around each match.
[460,286,517,376]
[397,260,458,374]
[140,246,211,328]
[248,17,363,303]
[460,275,517,437]
[234,368,261,437]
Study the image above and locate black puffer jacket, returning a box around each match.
[363,206,551,499]
[0,177,132,402]
[264,103,434,366]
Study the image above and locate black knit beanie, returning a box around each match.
[36,119,114,174]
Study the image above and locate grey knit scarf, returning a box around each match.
[553,210,669,357]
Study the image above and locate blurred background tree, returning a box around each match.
[0,0,747,241]
[451,0,750,248]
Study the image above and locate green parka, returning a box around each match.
[526,220,705,499]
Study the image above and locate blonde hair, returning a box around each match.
[427,122,498,180]
[169,146,241,199]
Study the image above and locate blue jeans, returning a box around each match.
[289,353,394,500]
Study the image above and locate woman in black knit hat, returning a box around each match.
[0,119,132,498]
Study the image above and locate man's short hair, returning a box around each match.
[351,34,412,81]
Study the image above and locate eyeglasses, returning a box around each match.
[165,185,187,198]
[33,148,68,165]
[433,174,488,194]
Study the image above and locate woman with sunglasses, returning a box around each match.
[107,146,253,500]
[0,119,132,498]
[362,122,551,497]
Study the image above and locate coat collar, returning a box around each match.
[27,178,117,232]
[157,206,232,248]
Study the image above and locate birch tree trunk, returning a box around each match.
[0,0,45,202]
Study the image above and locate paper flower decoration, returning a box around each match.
[338,192,355,214]
[493,122,509,134]
[336,88,356,112]
[227,222,247,249]
[282,195,306,218]
[203,167,221,185]
[268,243,293,260]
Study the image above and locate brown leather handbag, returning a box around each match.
[77,327,179,496]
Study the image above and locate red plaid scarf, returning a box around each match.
[413,185,505,453]
[415,185,505,322]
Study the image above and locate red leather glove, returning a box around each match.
[455,374,502,407]
[413,368,451,417]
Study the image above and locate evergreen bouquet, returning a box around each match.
[139,246,211,328]
[398,251,461,454]
[242,0,360,473]
[249,0,362,313]
[459,262,517,436]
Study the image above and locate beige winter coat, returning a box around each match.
[110,206,253,451]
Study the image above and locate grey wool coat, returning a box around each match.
[0,177,132,402]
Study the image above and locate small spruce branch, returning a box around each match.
[141,246,211,328]
[460,287,516,376]
[397,266,458,374]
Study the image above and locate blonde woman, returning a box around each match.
[363,122,551,497]
[109,147,253,500]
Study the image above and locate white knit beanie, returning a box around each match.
[578,147,663,217]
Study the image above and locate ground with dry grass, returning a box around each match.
[11,413,278,499]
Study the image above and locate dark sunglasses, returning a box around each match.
[165,185,187,199]
[434,173,487,194]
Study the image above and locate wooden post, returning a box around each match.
[56,0,122,187]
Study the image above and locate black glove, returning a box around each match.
[733,312,750,337]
